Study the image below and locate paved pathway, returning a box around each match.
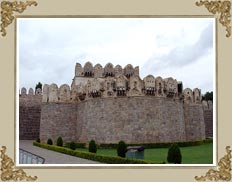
[19,140,100,164]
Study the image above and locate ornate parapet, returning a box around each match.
[39,63,204,104]
[74,62,140,79]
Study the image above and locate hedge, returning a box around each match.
[89,140,97,153]
[33,142,165,164]
[65,142,86,149]
[203,138,213,143]
[99,139,212,149]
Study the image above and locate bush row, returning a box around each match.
[203,138,213,143]
[64,142,86,149]
[33,142,165,164]
[99,139,213,149]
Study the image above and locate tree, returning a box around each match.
[70,142,76,150]
[56,136,63,146]
[202,91,213,102]
[167,143,182,164]
[88,140,97,153]
[117,140,127,158]
[47,138,53,145]
[35,82,43,92]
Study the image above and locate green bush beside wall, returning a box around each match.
[33,142,165,164]
[99,139,212,149]
[65,142,86,149]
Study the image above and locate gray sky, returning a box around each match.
[18,18,214,94]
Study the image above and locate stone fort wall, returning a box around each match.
[40,103,77,142]
[202,100,213,138]
[19,88,42,140]
[39,96,205,144]
[19,62,212,143]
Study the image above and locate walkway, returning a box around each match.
[19,140,101,164]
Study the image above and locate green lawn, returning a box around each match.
[76,143,213,164]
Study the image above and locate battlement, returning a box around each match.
[32,62,203,104]
[74,62,139,78]
[19,87,42,106]
[19,63,204,106]
[19,87,42,96]
[202,100,213,110]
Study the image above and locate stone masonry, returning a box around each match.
[19,62,213,144]
[19,88,42,140]
[202,100,213,138]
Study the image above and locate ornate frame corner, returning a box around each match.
[196,0,231,38]
[0,146,37,181]
[195,146,232,181]
[0,0,38,37]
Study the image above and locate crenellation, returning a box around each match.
[208,100,213,110]
[28,88,34,95]
[48,83,58,102]
[59,84,71,102]
[143,75,155,95]
[128,75,143,96]
[114,65,123,77]
[193,88,202,104]
[42,84,49,102]
[21,87,27,96]
[163,77,178,98]
[134,66,139,76]
[183,88,193,104]
[42,62,205,103]
[83,62,94,77]
[36,88,42,95]
[104,63,114,77]
[155,76,164,97]
[75,63,83,77]
[94,64,103,78]
[124,64,134,78]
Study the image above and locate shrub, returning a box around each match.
[167,143,182,164]
[117,141,127,158]
[47,138,53,145]
[36,138,40,143]
[65,142,86,149]
[89,140,97,153]
[56,136,63,146]
[99,140,205,149]
[33,142,165,164]
[69,142,76,150]
[204,138,213,143]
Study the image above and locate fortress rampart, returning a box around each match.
[202,100,213,138]
[19,88,42,140]
[19,62,213,143]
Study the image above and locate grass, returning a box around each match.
[76,143,213,164]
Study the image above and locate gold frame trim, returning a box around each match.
[195,146,232,181]
[0,146,37,181]
[0,0,37,37]
[196,0,231,38]
[0,0,227,181]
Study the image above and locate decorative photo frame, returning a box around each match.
[0,0,231,181]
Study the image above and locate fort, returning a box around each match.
[19,62,213,144]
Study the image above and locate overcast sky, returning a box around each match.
[18,18,214,94]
